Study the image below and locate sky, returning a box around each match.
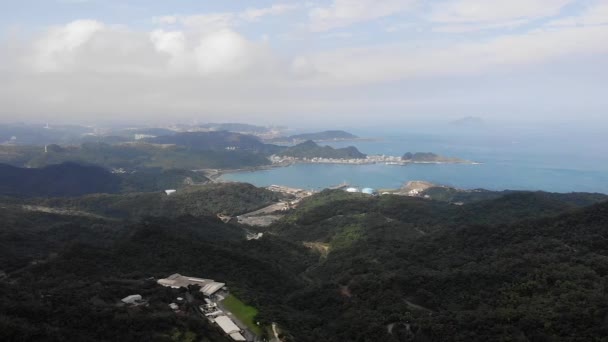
[0,0,607,126]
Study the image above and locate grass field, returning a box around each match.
[222,294,263,336]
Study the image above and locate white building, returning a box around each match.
[165,189,177,195]
[215,316,246,340]
[157,273,225,297]
[229,332,246,341]
[215,315,241,334]
[121,294,142,304]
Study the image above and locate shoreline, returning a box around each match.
[264,137,381,146]
[205,157,480,182]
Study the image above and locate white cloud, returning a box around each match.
[240,4,299,22]
[546,1,608,27]
[304,24,608,84]
[309,0,418,32]
[430,0,574,31]
[3,5,608,123]
[21,15,608,87]
[25,20,277,77]
[57,0,92,3]
[180,13,236,32]
[150,30,187,70]
[194,29,255,74]
[155,16,178,25]
[32,19,104,72]
[161,3,299,31]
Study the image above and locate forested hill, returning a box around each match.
[276,140,366,159]
[266,191,608,341]
[267,130,359,144]
[287,130,357,141]
[0,211,312,341]
[2,184,608,341]
[146,131,282,154]
[1,182,282,219]
[0,162,122,197]
[0,162,212,196]
[199,123,271,134]
[0,142,272,170]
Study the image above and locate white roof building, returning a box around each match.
[157,273,225,297]
[121,294,142,304]
[201,282,225,297]
[204,310,224,317]
[215,315,241,335]
[229,332,247,341]
[165,189,177,195]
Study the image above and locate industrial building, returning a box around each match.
[157,274,226,297]
[215,316,246,341]
[121,294,142,304]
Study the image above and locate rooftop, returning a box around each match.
[157,273,225,296]
[215,315,241,335]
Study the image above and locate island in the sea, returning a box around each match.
[269,141,475,166]
[266,130,365,145]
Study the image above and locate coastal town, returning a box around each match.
[268,154,475,166]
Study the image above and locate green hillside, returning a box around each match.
[1,185,608,341]
[2,182,282,219]
[277,140,366,159]
[0,162,122,197]
[0,142,271,170]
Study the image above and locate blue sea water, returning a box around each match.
[220,127,608,194]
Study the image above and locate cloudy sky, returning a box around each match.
[1,0,607,126]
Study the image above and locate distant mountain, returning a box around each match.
[0,142,272,171]
[412,182,608,205]
[118,127,176,138]
[277,140,366,159]
[146,131,282,154]
[289,130,358,141]
[0,123,93,145]
[200,123,271,134]
[449,116,485,127]
[269,130,359,144]
[0,162,122,197]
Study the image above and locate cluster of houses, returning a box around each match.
[201,298,247,341]
[156,273,248,342]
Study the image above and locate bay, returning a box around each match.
[220,129,608,193]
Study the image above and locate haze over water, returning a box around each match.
[221,125,608,194]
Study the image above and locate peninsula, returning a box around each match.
[268,141,476,166]
[266,130,364,145]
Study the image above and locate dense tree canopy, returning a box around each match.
[1,187,607,341]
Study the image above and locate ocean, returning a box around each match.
[220,126,608,194]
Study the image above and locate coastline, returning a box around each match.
[204,156,480,183]
[200,161,295,183]
[265,137,381,146]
